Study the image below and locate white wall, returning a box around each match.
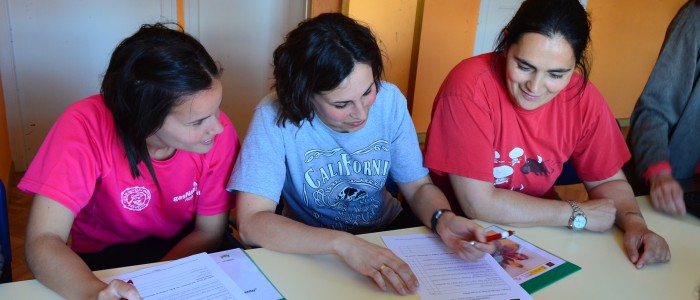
[0,0,305,170]
[185,0,306,138]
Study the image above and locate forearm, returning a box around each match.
[404,183,452,227]
[162,228,224,261]
[472,188,571,227]
[238,211,355,256]
[26,235,106,299]
[588,179,647,231]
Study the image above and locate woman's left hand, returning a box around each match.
[436,212,496,260]
[623,226,671,269]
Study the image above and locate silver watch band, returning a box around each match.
[566,200,585,230]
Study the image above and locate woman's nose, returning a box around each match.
[208,117,224,135]
[526,75,542,94]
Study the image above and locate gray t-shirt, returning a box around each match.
[228,82,427,233]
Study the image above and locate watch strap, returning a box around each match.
[431,209,451,235]
[566,200,585,230]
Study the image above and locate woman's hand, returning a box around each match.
[335,235,419,295]
[622,226,671,269]
[97,280,142,300]
[649,172,686,215]
[579,199,616,232]
[436,212,495,260]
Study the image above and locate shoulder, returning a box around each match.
[675,2,700,25]
[377,82,405,103]
[439,53,500,97]
[58,94,114,132]
[445,53,495,82]
[64,94,110,118]
[372,82,411,121]
[254,93,284,121]
[563,75,606,106]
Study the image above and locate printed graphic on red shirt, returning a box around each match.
[493,147,555,192]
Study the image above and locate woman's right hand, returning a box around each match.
[97,280,142,300]
[579,199,616,232]
[334,235,419,295]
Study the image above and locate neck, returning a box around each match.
[145,136,175,160]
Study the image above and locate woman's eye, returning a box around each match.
[517,65,530,71]
[550,73,563,79]
[334,103,348,109]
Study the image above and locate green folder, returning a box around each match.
[520,261,580,293]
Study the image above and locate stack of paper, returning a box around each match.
[102,249,284,300]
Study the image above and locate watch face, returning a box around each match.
[572,215,586,229]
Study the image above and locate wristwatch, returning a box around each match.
[431,209,451,236]
[566,200,587,231]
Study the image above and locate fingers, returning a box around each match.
[99,280,141,300]
[650,175,686,215]
[636,234,671,269]
[369,262,419,295]
[625,231,671,269]
[624,236,642,267]
[455,240,494,261]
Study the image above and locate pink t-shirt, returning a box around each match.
[425,53,629,207]
[19,95,240,252]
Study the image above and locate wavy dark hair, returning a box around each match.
[101,23,220,184]
[491,0,591,95]
[272,13,384,127]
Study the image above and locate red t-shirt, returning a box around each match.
[19,95,240,252]
[425,53,629,210]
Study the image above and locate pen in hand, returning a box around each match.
[485,230,514,242]
[468,230,514,247]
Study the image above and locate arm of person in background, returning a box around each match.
[397,175,494,261]
[235,192,418,295]
[583,170,671,269]
[161,212,228,261]
[627,3,700,215]
[25,195,141,300]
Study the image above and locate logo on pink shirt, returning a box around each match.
[121,186,151,211]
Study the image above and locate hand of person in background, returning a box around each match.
[622,225,671,269]
[649,172,686,215]
[334,235,419,295]
[578,199,617,232]
[435,212,495,261]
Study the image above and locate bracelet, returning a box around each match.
[431,209,451,235]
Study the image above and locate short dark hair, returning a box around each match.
[101,23,221,184]
[492,0,591,94]
[272,13,384,127]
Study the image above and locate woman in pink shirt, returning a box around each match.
[19,23,240,299]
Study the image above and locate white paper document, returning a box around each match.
[104,252,250,299]
[382,234,533,300]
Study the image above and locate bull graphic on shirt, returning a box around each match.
[494,148,555,192]
[521,158,550,176]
